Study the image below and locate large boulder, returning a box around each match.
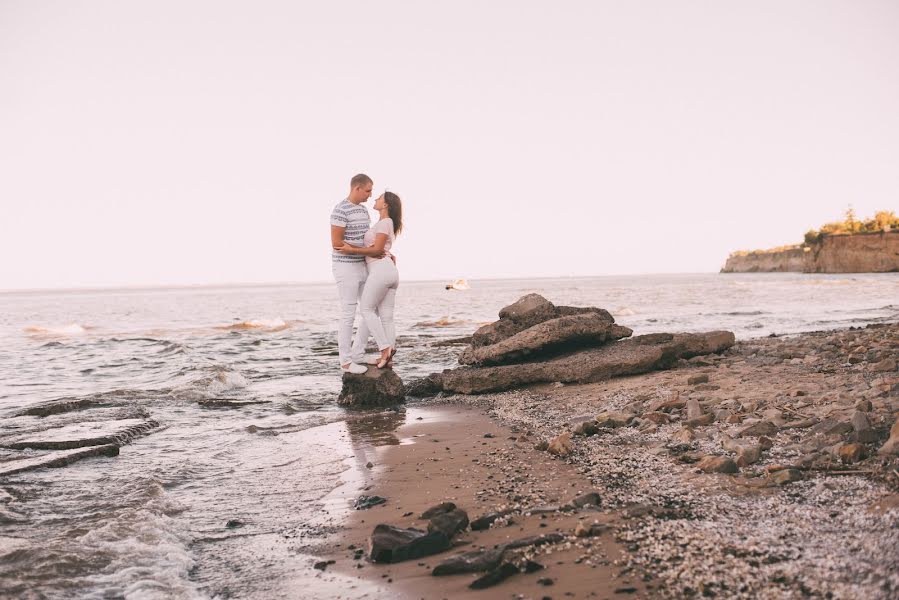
[338,367,405,407]
[415,331,735,395]
[459,313,632,366]
[470,294,614,348]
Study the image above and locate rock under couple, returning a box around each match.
[329,173,404,374]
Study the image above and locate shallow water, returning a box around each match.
[0,273,897,598]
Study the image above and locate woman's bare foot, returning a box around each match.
[377,347,393,369]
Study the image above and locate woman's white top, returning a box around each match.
[363,218,395,264]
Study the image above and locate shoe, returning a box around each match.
[377,348,393,369]
[363,355,380,365]
[341,363,367,374]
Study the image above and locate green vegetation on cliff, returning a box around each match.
[804,209,898,245]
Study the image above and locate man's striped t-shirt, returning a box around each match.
[330,199,370,263]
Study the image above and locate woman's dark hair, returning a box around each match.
[384,191,403,235]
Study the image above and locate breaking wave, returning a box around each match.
[170,366,250,400]
[216,318,292,332]
[413,317,476,328]
[24,324,89,336]
[612,307,637,317]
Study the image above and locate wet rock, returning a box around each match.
[427,508,469,538]
[697,455,738,474]
[850,411,877,443]
[575,521,608,537]
[0,444,119,477]
[498,293,558,326]
[569,491,602,508]
[470,509,516,531]
[404,373,444,398]
[460,314,632,367]
[434,331,735,395]
[313,559,335,571]
[355,495,387,510]
[768,468,804,485]
[1,419,159,451]
[838,443,867,464]
[877,419,899,456]
[420,502,456,519]
[870,357,897,372]
[198,398,271,408]
[469,561,520,589]
[688,374,710,385]
[369,524,451,563]
[14,397,101,417]
[225,519,244,529]
[738,421,778,438]
[547,432,573,457]
[432,548,505,575]
[595,411,635,428]
[338,367,405,407]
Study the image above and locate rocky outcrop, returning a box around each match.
[1,419,159,450]
[427,331,734,395]
[0,444,120,477]
[412,294,735,396]
[460,313,631,366]
[722,231,899,273]
[338,366,405,407]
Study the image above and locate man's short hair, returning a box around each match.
[350,173,373,189]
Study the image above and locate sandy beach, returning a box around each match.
[314,322,899,599]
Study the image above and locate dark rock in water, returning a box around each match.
[14,397,101,417]
[313,560,335,571]
[459,313,632,366]
[420,502,456,519]
[469,562,520,589]
[432,547,506,576]
[354,495,387,510]
[435,331,735,395]
[433,336,473,347]
[470,509,516,530]
[2,419,160,451]
[369,524,451,563]
[499,293,558,326]
[0,444,119,477]
[197,398,271,408]
[404,373,444,398]
[225,519,244,529]
[339,367,405,407]
[427,508,469,538]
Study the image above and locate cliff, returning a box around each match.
[721,231,899,273]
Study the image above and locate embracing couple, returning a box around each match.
[330,173,403,374]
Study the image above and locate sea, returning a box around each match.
[1,273,897,599]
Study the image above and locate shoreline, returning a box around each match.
[308,322,898,599]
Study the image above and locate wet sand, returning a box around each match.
[314,405,644,599]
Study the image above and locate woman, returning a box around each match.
[339,191,402,368]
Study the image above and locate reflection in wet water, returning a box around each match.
[344,409,406,447]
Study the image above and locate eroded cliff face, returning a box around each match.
[722,231,899,273]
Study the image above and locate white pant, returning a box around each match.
[332,261,370,365]
[360,258,399,351]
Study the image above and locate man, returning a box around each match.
[330,173,382,373]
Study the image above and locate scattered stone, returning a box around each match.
[595,411,635,428]
[574,521,608,537]
[572,420,599,436]
[738,421,778,438]
[855,399,873,412]
[355,495,387,510]
[838,443,867,464]
[369,524,451,563]
[877,419,899,456]
[870,357,897,372]
[683,413,715,427]
[427,508,469,538]
[697,455,738,474]
[688,374,710,385]
[469,561,520,589]
[470,509,516,531]
[366,461,374,469]
[570,491,602,508]
[313,559,336,571]
[225,519,244,529]
[673,428,695,443]
[338,367,405,407]
[850,411,877,443]
[768,469,804,486]
[432,548,505,576]
[547,432,573,457]
[642,411,671,425]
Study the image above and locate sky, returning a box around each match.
[1,0,898,290]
